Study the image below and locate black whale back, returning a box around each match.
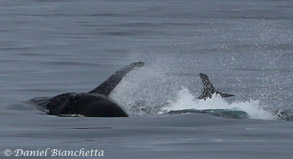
[31,62,144,117]
[89,62,144,96]
[47,93,128,117]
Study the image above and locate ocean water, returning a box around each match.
[0,0,293,158]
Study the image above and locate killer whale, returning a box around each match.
[30,63,234,117]
[30,62,144,117]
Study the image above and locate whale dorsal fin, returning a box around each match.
[89,62,144,96]
[198,73,234,99]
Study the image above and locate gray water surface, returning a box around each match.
[0,0,293,158]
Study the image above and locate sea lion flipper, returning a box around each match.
[198,73,234,99]
[89,62,144,96]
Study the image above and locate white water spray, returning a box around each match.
[161,88,275,120]
[110,65,276,120]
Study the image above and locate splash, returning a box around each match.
[160,88,275,120]
[110,65,183,116]
[110,65,276,120]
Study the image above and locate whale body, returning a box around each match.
[30,62,236,118]
[30,62,144,117]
